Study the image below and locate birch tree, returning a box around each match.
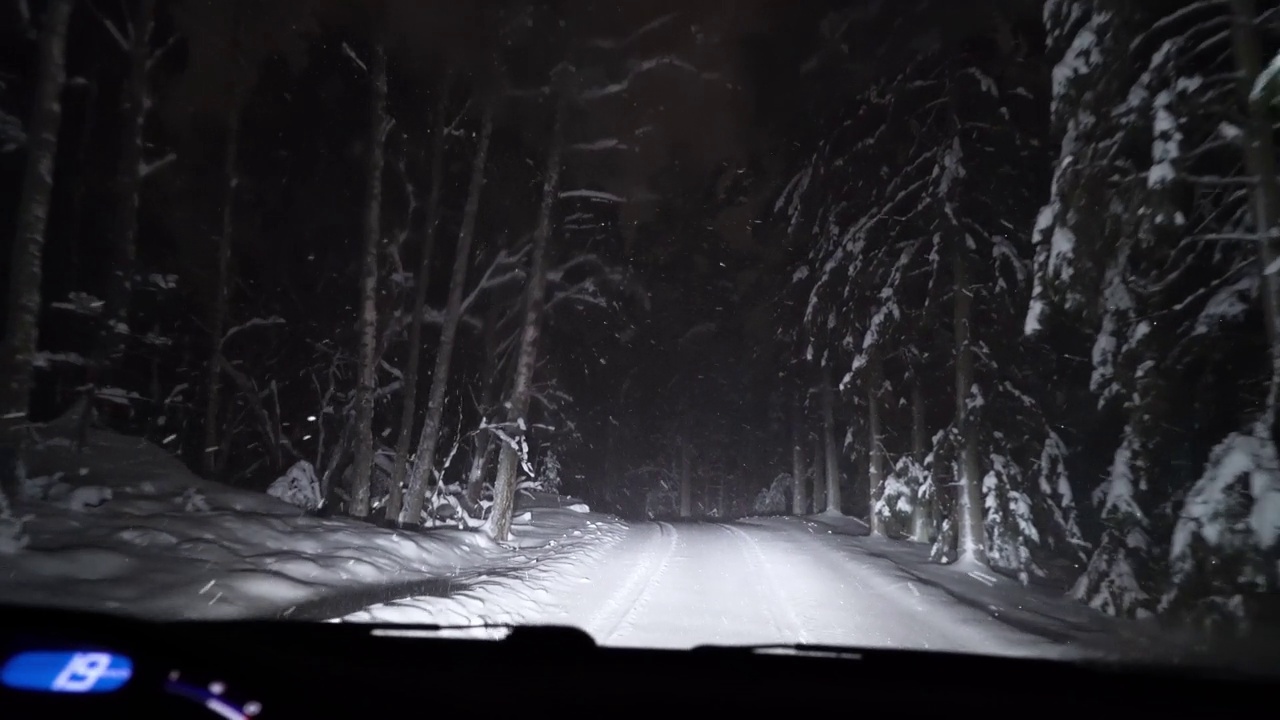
[78,0,176,442]
[385,72,449,521]
[400,96,495,525]
[349,42,389,518]
[0,0,75,480]
[486,92,566,541]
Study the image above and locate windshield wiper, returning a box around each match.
[361,623,597,649]
[692,643,864,659]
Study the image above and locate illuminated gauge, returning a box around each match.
[165,672,262,719]
[1,650,133,693]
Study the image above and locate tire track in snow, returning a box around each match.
[588,521,679,643]
[717,523,805,643]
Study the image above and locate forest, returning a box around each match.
[1,0,1278,633]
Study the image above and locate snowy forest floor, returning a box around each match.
[0,428,619,620]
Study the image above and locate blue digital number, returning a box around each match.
[1,651,133,693]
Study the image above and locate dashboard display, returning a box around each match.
[1,651,133,694]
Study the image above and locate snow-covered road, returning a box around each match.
[345,517,1088,659]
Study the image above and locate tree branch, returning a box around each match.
[140,152,176,179]
[87,1,129,51]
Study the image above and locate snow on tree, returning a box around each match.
[535,449,562,495]
[783,38,1081,578]
[876,454,923,535]
[267,460,323,511]
[1161,424,1280,628]
[1033,0,1280,619]
[753,473,790,515]
[0,106,23,152]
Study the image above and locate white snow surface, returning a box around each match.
[344,515,1170,660]
[0,429,619,620]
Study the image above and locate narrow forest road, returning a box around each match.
[544,519,1071,655]
[344,517,1092,659]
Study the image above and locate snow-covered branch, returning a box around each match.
[140,152,176,179]
[443,98,473,136]
[341,42,368,74]
[580,56,699,100]
[559,189,627,202]
[147,33,181,72]
[221,316,285,347]
[546,279,606,311]
[87,1,129,52]
[461,247,530,313]
[585,12,679,50]
[569,138,632,152]
[0,108,24,153]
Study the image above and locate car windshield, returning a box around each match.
[1,0,1278,673]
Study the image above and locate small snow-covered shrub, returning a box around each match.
[180,487,211,513]
[753,473,790,515]
[983,454,1039,585]
[66,486,112,511]
[537,451,562,495]
[876,456,924,535]
[0,488,28,555]
[21,471,63,502]
[267,460,323,511]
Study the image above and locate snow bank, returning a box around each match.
[0,429,622,621]
[341,512,627,629]
[798,514,1178,660]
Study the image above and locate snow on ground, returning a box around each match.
[340,514,625,632]
[0,428,621,621]
[343,513,1177,661]
[751,515,1175,659]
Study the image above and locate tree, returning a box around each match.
[201,100,239,478]
[174,0,318,479]
[865,347,886,534]
[782,29,1082,579]
[0,0,75,483]
[348,42,389,518]
[400,96,495,525]
[790,391,809,515]
[1033,0,1280,621]
[486,91,565,541]
[79,0,176,435]
[385,72,449,521]
[818,365,842,514]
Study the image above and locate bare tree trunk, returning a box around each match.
[678,440,692,518]
[811,432,826,512]
[102,0,154,366]
[0,0,74,472]
[908,377,932,542]
[820,366,841,514]
[486,97,566,541]
[790,392,808,515]
[350,44,389,518]
[64,65,101,330]
[953,236,985,563]
[79,0,157,445]
[1229,0,1280,427]
[867,349,885,534]
[202,103,241,478]
[464,300,504,511]
[386,73,449,522]
[400,98,495,524]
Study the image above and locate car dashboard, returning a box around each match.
[0,605,1271,718]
